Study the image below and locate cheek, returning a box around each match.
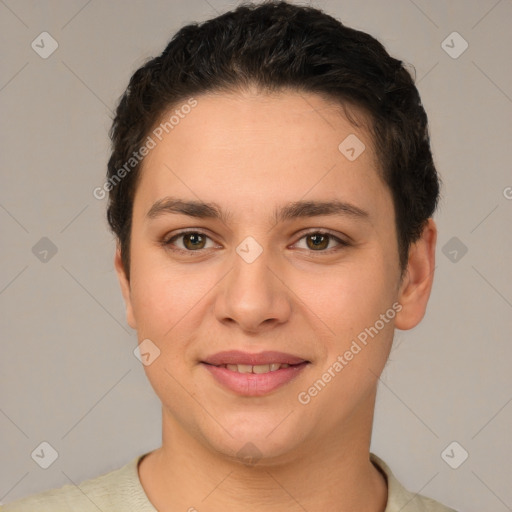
[128,242,181,320]
[128,251,219,346]
[130,271,176,338]
[297,267,396,416]
[304,254,398,394]
[307,256,396,336]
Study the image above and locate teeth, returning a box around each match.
[253,364,270,374]
[222,363,292,373]
[236,364,253,374]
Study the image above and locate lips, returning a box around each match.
[201,350,310,396]
[202,350,308,367]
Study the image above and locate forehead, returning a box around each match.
[147,89,377,166]
[134,90,390,222]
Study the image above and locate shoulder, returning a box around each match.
[370,453,459,512]
[1,454,153,512]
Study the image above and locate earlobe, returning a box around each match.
[114,246,137,330]
[395,219,437,331]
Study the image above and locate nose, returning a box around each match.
[214,244,292,334]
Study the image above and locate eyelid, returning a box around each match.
[292,228,350,250]
[162,228,350,254]
[163,229,220,252]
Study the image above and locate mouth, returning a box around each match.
[207,362,297,373]
[201,351,310,396]
[202,350,309,367]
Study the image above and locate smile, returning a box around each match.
[202,360,309,396]
[215,363,291,373]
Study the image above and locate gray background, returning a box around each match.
[1,1,511,510]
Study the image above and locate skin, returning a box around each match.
[115,88,437,512]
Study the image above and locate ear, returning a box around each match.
[114,245,137,329]
[395,218,437,330]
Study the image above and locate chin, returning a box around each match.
[197,417,311,467]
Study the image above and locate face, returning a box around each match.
[116,89,434,462]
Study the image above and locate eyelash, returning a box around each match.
[162,229,350,255]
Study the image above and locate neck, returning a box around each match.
[139,389,387,512]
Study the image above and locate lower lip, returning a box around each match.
[202,362,309,396]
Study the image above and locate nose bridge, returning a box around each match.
[233,237,274,292]
[216,234,291,331]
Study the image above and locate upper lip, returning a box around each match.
[202,350,308,366]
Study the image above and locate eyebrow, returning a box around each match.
[146,196,369,224]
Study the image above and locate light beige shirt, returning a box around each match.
[2,452,458,511]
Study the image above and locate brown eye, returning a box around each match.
[182,232,206,250]
[165,231,215,252]
[306,233,330,250]
[295,231,349,252]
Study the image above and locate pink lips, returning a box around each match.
[201,350,309,397]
